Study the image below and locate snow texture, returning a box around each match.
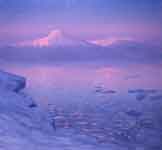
[0,71,119,150]
[0,70,25,92]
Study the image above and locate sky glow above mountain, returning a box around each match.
[0,0,162,46]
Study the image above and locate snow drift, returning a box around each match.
[0,70,111,150]
[0,70,26,92]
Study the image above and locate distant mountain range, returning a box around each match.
[17,30,93,48]
[0,30,162,65]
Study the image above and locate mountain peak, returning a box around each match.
[31,29,89,47]
[47,29,63,39]
[89,37,133,47]
[33,29,64,47]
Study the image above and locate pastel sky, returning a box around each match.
[0,0,162,46]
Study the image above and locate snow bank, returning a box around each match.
[0,71,114,150]
[0,70,26,92]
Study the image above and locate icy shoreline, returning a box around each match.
[0,71,112,150]
[1,70,161,150]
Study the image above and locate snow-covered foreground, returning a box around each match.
[0,67,162,150]
[1,70,127,150]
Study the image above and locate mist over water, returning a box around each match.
[1,62,162,106]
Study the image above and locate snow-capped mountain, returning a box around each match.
[19,29,92,48]
[1,31,161,65]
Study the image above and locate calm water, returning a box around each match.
[1,63,162,148]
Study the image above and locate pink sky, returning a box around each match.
[0,21,161,47]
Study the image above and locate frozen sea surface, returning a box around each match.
[0,71,120,150]
[0,64,162,150]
